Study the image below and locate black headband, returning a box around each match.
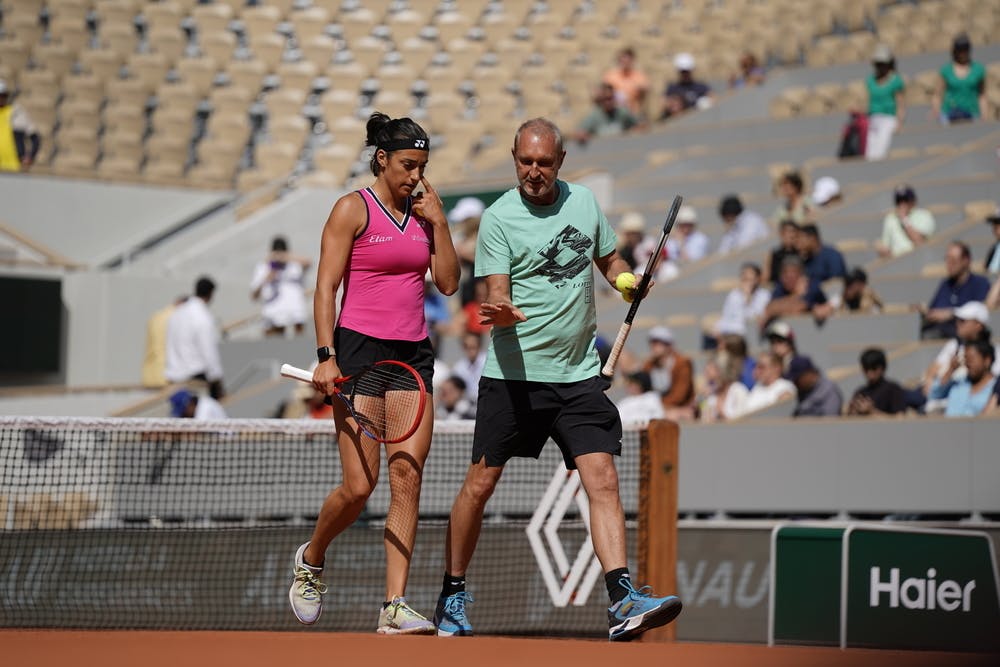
[379,138,429,152]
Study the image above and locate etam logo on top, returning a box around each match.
[869,566,976,612]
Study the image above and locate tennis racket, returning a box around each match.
[601,195,683,379]
[280,361,426,444]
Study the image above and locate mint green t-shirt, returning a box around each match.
[866,72,904,116]
[475,181,617,382]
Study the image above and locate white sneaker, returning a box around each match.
[289,542,327,625]
[377,597,436,635]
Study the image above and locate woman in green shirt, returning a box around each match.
[932,34,987,123]
[864,44,905,161]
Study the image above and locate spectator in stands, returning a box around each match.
[984,208,1000,276]
[425,277,451,353]
[631,214,679,282]
[833,267,884,313]
[929,340,997,417]
[875,185,936,258]
[141,295,186,388]
[864,44,906,161]
[615,370,665,424]
[743,351,796,414]
[459,277,491,338]
[769,171,814,226]
[602,47,650,119]
[448,196,486,307]
[918,241,991,339]
[788,356,843,417]
[616,211,647,271]
[717,194,770,255]
[659,52,712,120]
[0,79,41,172]
[698,355,749,422]
[847,348,907,416]
[451,331,486,403]
[729,51,766,89]
[931,33,987,124]
[797,223,847,284]
[718,333,755,389]
[665,205,709,264]
[764,220,800,284]
[811,176,842,208]
[169,388,227,420]
[988,277,1000,310]
[436,376,476,420]
[921,301,999,413]
[574,82,640,146]
[250,236,311,337]
[987,370,1000,413]
[711,262,771,343]
[765,321,798,373]
[165,276,225,400]
[643,326,694,409]
[762,255,832,331]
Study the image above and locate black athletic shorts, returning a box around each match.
[333,327,435,395]
[471,376,623,470]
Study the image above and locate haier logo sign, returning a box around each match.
[869,567,976,612]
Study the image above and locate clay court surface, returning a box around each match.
[3,631,996,667]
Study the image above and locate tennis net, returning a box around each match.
[0,417,655,636]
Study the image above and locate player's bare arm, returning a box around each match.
[479,274,527,326]
[412,176,461,296]
[312,193,365,393]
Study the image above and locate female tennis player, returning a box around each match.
[289,112,460,633]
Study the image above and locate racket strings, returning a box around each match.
[349,365,423,442]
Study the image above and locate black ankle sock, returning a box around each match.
[303,556,323,569]
[605,568,631,604]
[442,573,466,597]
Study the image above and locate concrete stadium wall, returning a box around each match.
[0,174,231,268]
[679,416,1000,517]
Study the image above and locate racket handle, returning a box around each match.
[601,322,632,378]
[280,363,314,383]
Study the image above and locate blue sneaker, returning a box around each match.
[433,591,474,636]
[607,578,682,642]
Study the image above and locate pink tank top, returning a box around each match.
[337,187,433,341]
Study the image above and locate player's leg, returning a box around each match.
[554,377,682,641]
[289,400,382,625]
[377,397,436,635]
[574,452,627,571]
[435,458,504,636]
[436,376,533,636]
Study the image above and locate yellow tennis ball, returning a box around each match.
[615,272,636,302]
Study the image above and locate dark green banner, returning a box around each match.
[845,527,1000,651]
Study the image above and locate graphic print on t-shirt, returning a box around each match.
[535,225,593,286]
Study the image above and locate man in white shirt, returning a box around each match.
[742,351,796,415]
[250,236,311,337]
[615,371,665,425]
[713,262,771,338]
[165,276,225,399]
[665,205,710,264]
[716,194,770,255]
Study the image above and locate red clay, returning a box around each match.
[1,631,996,667]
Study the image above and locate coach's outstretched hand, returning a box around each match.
[479,301,527,327]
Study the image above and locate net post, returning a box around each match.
[637,418,679,642]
